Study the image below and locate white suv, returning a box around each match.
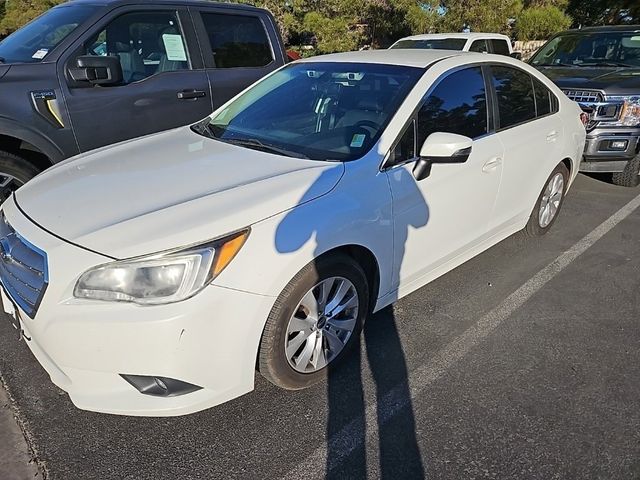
[390,33,519,58]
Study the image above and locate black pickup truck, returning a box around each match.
[0,0,286,199]
[530,25,640,186]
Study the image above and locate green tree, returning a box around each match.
[567,0,639,26]
[516,5,571,40]
[0,0,64,35]
[440,0,523,35]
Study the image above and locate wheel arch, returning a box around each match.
[0,118,65,171]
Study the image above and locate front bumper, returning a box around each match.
[0,197,276,416]
[580,127,640,173]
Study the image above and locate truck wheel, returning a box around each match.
[0,150,41,203]
[612,153,640,187]
[258,254,369,390]
[524,162,568,237]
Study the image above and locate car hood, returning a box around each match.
[15,127,344,259]
[535,66,640,96]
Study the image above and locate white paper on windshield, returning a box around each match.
[32,49,49,59]
[162,34,187,61]
[350,134,366,148]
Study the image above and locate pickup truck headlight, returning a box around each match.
[608,96,640,127]
[74,230,248,305]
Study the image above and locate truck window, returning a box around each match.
[469,40,489,53]
[390,38,467,50]
[490,39,511,56]
[84,11,190,84]
[491,66,536,129]
[200,13,273,68]
[0,5,95,64]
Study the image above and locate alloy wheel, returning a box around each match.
[538,172,564,228]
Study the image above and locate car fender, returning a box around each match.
[0,116,65,163]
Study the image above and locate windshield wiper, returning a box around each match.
[580,61,634,68]
[226,137,309,159]
[535,62,577,67]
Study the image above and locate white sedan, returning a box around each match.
[0,50,585,416]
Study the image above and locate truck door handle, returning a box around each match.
[482,157,502,173]
[546,131,558,142]
[177,90,206,100]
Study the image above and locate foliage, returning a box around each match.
[0,0,64,36]
[566,0,640,26]
[439,0,523,35]
[516,5,572,41]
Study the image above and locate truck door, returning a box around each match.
[190,6,285,109]
[58,6,213,153]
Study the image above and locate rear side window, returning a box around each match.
[490,39,511,56]
[469,40,488,53]
[200,13,273,68]
[533,77,558,116]
[418,66,488,143]
[491,65,536,129]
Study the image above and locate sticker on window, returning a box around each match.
[32,49,49,60]
[350,133,366,148]
[162,34,187,62]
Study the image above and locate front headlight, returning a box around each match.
[74,230,249,305]
[607,96,640,127]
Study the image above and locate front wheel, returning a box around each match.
[524,162,568,237]
[0,150,41,203]
[258,254,369,390]
[612,153,640,188]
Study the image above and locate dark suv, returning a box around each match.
[530,25,640,186]
[0,0,286,199]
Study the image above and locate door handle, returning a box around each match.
[177,90,206,100]
[482,157,502,173]
[546,131,558,142]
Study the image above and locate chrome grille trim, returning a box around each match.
[562,89,623,129]
[562,89,603,103]
[0,213,48,318]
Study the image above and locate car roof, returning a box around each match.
[563,25,640,33]
[297,49,478,68]
[395,32,511,42]
[62,0,264,10]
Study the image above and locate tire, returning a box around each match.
[258,253,369,390]
[0,150,41,203]
[612,153,640,188]
[524,162,569,237]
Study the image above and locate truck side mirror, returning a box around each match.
[413,132,473,181]
[510,51,523,60]
[69,56,123,86]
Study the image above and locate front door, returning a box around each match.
[385,66,503,295]
[59,6,213,153]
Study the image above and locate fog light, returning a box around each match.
[120,374,202,397]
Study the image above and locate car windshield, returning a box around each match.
[390,38,467,50]
[530,31,640,68]
[0,5,95,64]
[200,62,422,162]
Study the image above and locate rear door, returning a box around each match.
[489,64,564,230]
[190,7,285,109]
[59,5,212,152]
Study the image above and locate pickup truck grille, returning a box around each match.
[0,214,47,318]
[562,89,622,130]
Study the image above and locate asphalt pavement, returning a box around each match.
[0,172,639,480]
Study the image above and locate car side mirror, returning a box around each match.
[69,56,123,86]
[413,132,473,181]
[510,51,523,60]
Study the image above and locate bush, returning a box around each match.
[516,6,572,41]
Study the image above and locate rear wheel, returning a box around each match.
[524,162,568,237]
[258,254,369,390]
[612,153,640,187]
[0,151,41,203]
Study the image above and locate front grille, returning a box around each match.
[0,214,47,318]
[562,89,603,103]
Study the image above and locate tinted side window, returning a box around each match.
[85,11,190,85]
[418,67,488,145]
[469,40,488,53]
[490,39,511,56]
[491,66,536,128]
[389,120,416,165]
[533,78,553,116]
[200,13,272,68]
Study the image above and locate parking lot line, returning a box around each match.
[282,191,640,480]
